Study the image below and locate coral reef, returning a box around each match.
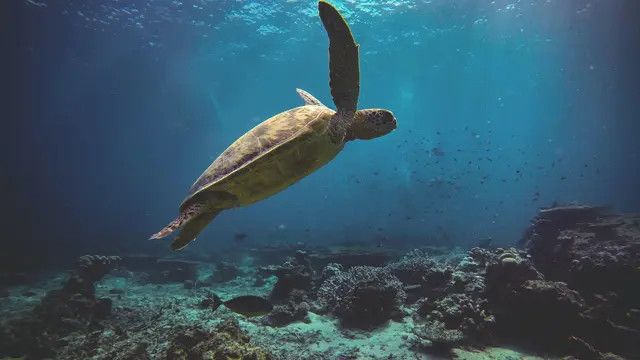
[412,319,465,351]
[261,250,315,301]
[316,266,405,329]
[319,262,343,282]
[1,205,639,359]
[253,251,315,327]
[516,206,640,358]
[524,206,640,301]
[166,318,271,360]
[386,252,455,303]
[484,248,543,303]
[391,248,496,352]
[37,255,122,332]
[0,255,122,358]
[504,280,586,344]
[416,293,494,343]
[262,290,310,327]
[386,253,438,285]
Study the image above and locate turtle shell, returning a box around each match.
[181,105,339,209]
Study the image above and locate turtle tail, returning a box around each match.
[150,202,220,250]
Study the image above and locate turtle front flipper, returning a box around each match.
[319,1,359,115]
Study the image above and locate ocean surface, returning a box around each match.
[2,1,640,359]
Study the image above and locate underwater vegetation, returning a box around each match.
[1,204,639,359]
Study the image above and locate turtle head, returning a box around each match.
[346,108,397,141]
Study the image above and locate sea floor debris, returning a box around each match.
[1,205,638,359]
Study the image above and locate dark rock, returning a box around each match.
[488,277,596,355]
[512,279,585,333]
[522,206,640,298]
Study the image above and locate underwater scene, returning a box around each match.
[3,0,640,359]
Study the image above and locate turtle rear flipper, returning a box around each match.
[149,202,207,240]
[150,202,220,250]
[170,208,220,250]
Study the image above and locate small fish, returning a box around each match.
[431,147,445,157]
[234,232,248,242]
[207,294,272,317]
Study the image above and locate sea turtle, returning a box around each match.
[151,1,397,250]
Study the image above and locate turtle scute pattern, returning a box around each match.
[188,106,326,196]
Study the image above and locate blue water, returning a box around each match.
[3,0,640,268]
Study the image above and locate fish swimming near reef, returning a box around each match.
[204,294,273,317]
[150,1,396,250]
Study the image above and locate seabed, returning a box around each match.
[1,205,638,359]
